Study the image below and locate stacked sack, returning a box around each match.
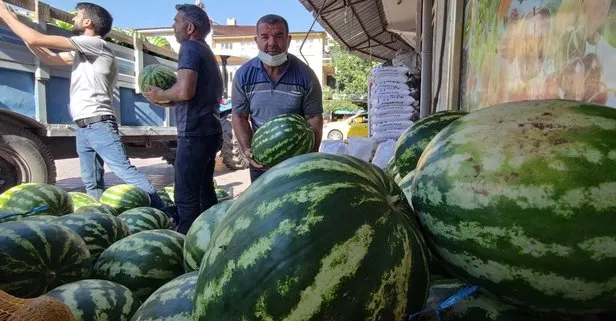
[368,65,419,143]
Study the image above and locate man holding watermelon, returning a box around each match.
[142,4,223,234]
[232,14,324,182]
[0,1,168,210]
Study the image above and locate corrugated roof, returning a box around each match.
[298,0,413,61]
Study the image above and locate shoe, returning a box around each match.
[160,205,179,229]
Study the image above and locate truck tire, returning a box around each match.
[0,122,56,194]
[221,114,248,170]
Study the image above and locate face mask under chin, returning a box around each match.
[257,50,288,67]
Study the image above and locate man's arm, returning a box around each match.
[232,113,253,156]
[0,4,74,51]
[302,71,324,152]
[26,44,73,66]
[306,114,323,152]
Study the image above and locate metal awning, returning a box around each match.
[298,0,416,61]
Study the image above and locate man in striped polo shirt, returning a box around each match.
[232,14,323,182]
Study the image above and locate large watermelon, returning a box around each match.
[55,212,131,262]
[131,271,198,321]
[117,207,171,234]
[138,64,177,103]
[0,221,91,297]
[75,203,119,216]
[100,184,151,214]
[45,279,140,321]
[395,110,467,177]
[183,200,234,271]
[411,99,616,313]
[93,229,185,301]
[68,192,98,210]
[193,152,429,320]
[251,113,315,168]
[0,183,73,216]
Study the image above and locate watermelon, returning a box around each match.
[68,192,98,210]
[214,188,231,202]
[44,279,140,321]
[138,64,177,103]
[131,271,198,321]
[157,188,174,207]
[420,279,556,321]
[117,207,171,234]
[55,212,131,262]
[411,100,616,313]
[251,113,315,168]
[399,170,415,208]
[100,184,151,214]
[0,183,73,216]
[23,214,58,222]
[193,152,429,320]
[395,110,467,177]
[74,203,119,216]
[183,200,234,271]
[93,229,185,301]
[0,221,91,298]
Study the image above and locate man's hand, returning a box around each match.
[243,148,268,171]
[142,85,174,107]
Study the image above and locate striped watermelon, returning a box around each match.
[421,279,555,321]
[68,192,98,210]
[138,64,177,103]
[93,229,185,301]
[131,271,198,321]
[399,170,415,209]
[75,203,119,216]
[411,100,616,313]
[395,110,467,177]
[44,279,140,321]
[183,200,234,271]
[157,188,174,207]
[23,214,58,223]
[0,221,91,297]
[193,152,430,320]
[55,212,131,262]
[251,113,315,168]
[100,184,151,214]
[117,207,171,234]
[0,183,73,216]
[215,188,232,202]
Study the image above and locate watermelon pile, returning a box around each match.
[251,113,315,168]
[1,98,615,321]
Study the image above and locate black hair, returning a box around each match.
[257,14,289,34]
[75,2,113,36]
[175,4,212,37]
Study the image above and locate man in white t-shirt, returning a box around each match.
[0,2,167,210]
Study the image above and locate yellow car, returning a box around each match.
[323,111,368,140]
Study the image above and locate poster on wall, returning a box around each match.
[460,0,616,111]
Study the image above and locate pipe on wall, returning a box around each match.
[419,0,433,118]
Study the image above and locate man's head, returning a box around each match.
[173,4,211,42]
[72,2,113,37]
[255,14,291,66]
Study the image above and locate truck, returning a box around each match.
[0,0,248,194]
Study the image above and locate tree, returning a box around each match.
[321,40,379,115]
[330,41,380,99]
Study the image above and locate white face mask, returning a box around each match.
[257,50,288,67]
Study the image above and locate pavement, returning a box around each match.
[55,155,251,199]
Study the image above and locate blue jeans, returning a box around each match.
[174,134,222,234]
[75,120,165,210]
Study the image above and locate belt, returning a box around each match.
[75,115,116,128]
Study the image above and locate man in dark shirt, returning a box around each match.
[143,4,223,234]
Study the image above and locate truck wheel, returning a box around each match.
[0,123,56,194]
[221,114,248,170]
